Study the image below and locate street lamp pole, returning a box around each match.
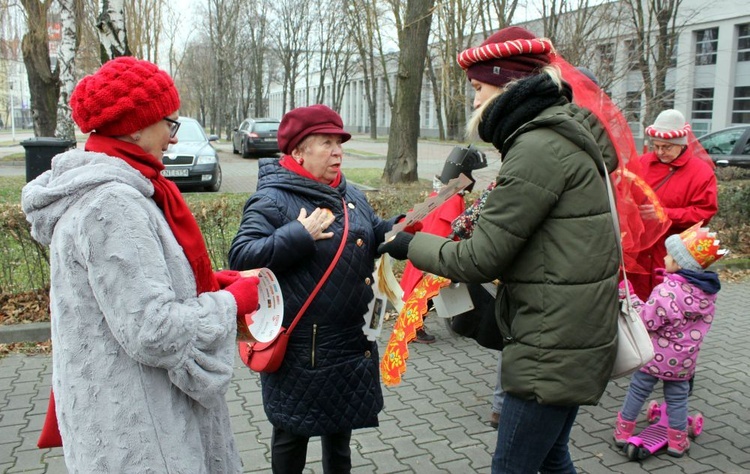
[9,81,16,143]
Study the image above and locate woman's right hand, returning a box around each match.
[298,207,335,240]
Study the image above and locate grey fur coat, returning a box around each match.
[21,150,242,473]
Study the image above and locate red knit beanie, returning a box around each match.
[458,26,553,88]
[70,56,180,136]
[277,104,351,155]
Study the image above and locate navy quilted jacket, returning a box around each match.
[229,158,395,436]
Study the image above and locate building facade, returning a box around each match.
[269,0,750,144]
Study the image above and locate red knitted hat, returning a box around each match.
[277,104,351,155]
[457,26,553,88]
[70,57,180,136]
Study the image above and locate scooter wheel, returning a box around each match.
[625,443,648,461]
[647,400,660,423]
[689,413,704,437]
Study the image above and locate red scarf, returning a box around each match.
[86,133,218,294]
[280,155,342,187]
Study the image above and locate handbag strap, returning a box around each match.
[286,198,349,335]
[597,156,636,302]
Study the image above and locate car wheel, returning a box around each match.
[241,140,251,158]
[205,166,222,192]
[232,139,239,154]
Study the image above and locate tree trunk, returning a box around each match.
[55,0,81,140]
[20,0,59,137]
[382,0,435,184]
[425,51,445,141]
[97,0,131,61]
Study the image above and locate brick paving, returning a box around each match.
[2,136,749,472]
[1,281,749,473]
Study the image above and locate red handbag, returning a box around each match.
[239,199,349,373]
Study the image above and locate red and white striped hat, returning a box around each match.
[457,26,554,88]
[644,109,690,145]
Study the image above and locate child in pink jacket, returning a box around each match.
[613,223,727,457]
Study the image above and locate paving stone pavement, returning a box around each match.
[1,281,749,473]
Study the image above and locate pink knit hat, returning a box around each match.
[457,26,554,88]
[70,57,180,136]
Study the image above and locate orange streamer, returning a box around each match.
[380,274,451,386]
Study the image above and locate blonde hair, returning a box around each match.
[464,64,564,142]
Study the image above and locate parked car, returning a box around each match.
[697,125,750,169]
[232,118,280,158]
[161,117,222,192]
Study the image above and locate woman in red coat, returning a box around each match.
[630,109,718,300]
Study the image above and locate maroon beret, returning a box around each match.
[277,105,352,155]
[70,56,180,136]
[458,26,553,88]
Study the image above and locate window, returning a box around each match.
[692,88,714,136]
[625,39,639,70]
[598,43,615,76]
[695,28,719,65]
[732,86,750,124]
[692,88,714,119]
[739,24,750,62]
[669,43,678,68]
[698,128,745,155]
[625,91,642,122]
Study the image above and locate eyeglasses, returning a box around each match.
[164,117,181,138]
[651,143,680,153]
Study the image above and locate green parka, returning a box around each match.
[409,103,619,406]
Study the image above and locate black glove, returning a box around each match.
[377,232,414,260]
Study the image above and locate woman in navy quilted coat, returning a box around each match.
[229,104,398,473]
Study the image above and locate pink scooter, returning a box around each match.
[624,400,704,461]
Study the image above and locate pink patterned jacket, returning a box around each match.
[631,269,720,381]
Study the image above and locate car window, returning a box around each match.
[699,128,745,155]
[176,121,207,142]
[239,121,249,132]
[253,122,280,133]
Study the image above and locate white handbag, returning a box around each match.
[601,158,655,379]
[610,278,655,379]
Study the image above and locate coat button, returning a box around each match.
[356,238,364,247]
[365,277,371,285]
[364,350,371,358]
[348,202,355,209]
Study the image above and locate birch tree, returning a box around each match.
[382,0,435,183]
[55,0,83,140]
[98,0,131,60]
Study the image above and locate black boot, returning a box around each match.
[415,328,436,344]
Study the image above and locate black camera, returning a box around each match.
[438,145,487,192]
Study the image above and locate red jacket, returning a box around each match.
[630,147,717,299]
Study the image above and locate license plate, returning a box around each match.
[161,169,189,177]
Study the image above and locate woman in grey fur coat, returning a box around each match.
[21,57,259,473]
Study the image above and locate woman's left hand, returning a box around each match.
[298,207,336,240]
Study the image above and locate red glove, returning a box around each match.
[402,221,423,234]
[214,270,242,289]
[224,276,260,317]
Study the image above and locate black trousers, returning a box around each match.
[271,426,352,474]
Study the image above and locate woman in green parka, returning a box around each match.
[379,27,619,473]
